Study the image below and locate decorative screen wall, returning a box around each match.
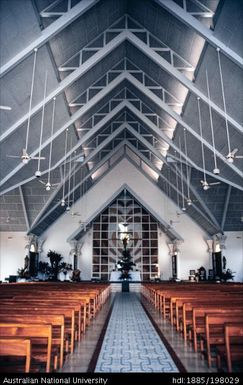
[92,189,159,281]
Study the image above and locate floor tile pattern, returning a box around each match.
[95,293,179,372]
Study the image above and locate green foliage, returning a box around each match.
[59,262,72,274]
[221,269,235,282]
[38,261,51,274]
[46,250,63,280]
[47,250,62,266]
[117,247,135,280]
[17,267,30,279]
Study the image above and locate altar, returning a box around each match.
[110,271,141,281]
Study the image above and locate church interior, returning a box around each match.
[0,0,243,375]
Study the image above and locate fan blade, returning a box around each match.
[209,182,221,186]
[231,148,238,156]
[235,155,243,159]
[0,105,12,110]
[65,154,84,164]
[31,156,46,160]
[6,155,19,158]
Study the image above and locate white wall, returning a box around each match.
[223,231,243,282]
[1,160,242,282]
[0,232,27,281]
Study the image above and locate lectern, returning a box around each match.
[122,280,129,292]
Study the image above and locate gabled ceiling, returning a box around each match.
[0,0,242,236]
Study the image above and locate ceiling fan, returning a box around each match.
[186,197,198,206]
[176,210,187,217]
[226,148,243,163]
[38,180,60,191]
[168,219,180,228]
[7,148,45,165]
[0,216,16,225]
[70,211,81,217]
[200,179,220,191]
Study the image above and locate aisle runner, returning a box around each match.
[95,293,179,372]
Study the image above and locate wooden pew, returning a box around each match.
[192,307,243,352]
[0,282,111,372]
[216,323,243,372]
[0,323,53,372]
[0,338,31,373]
[204,314,243,368]
[0,300,79,353]
[0,314,65,368]
[180,300,243,342]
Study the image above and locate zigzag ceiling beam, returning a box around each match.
[2,93,242,194]
[126,124,167,165]
[0,74,127,189]
[29,123,127,229]
[127,73,243,178]
[29,140,126,233]
[126,141,220,234]
[126,31,242,134]
[154,0,243,69]
[125,126,221,231]
[33,143,183,241]
[21,116,126,200]
[0,0,100,77]
[67,180,183,242]
[0,31,128,143]
[127,101,243,191]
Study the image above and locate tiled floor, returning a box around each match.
[60,291,216,373]
[95,293,179,372]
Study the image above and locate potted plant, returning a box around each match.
[17,267,30,281]
[221,269,235,282]
[59,262,72,281]
[47,250,62,281]
[38,261,51,281]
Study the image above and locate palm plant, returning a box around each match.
[47,250,62,281]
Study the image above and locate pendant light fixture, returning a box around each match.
[26,48,38,159]
[198,97,209,190]
[175,156,180,209]
[66,136,73,212]
[35,71,48,177]
[45,97,56,191]
[217,48,243,162]
[216,47,231,161]
[197,97,220,190]
[205,69,219,175]
[179,136,186,211]
[61,129,69,207]
[183,129,192,206]
[6,49,45,164]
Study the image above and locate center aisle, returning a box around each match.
[95,293,179,373]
